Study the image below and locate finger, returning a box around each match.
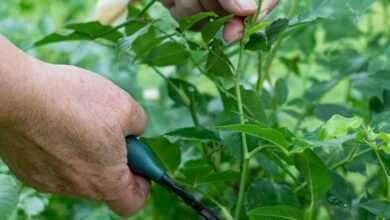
[120,93,148,136]
[95,0,130,25]
[259,0,279,19]
[170,0,204,19]
[104,168,150,217]
[217,0,257,16]
[223,16,245,43]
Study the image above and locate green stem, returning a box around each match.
[152,67,214,167]
[258,0,299,89]
[294,147,375,195]
[330,148,371,169]
[269,152,299,184]
[255,52,263,95]
[366,141,390,198]
[235,158,250,219]
[234,44,250,220]
[251,0,263,24]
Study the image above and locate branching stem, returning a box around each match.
[366,140,390,198]
[233,44,250,220]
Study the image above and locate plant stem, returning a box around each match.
[233,43,250,220]
[257,0,300,90]
[255,52,263,95]
[330,148,372,169]
[235,158,250,219]
[366,141,390,198]
[152,67,215,166]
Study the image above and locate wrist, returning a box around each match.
[0,36,47,127]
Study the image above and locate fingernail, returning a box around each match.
[235,0,257,10]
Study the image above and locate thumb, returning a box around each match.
[104,167,150,217]
[259,0,280,20]
[217,0,257,16]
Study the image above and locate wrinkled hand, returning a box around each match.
[161,0,280,42]
[0,60,149,217]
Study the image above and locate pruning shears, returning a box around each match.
[126,136,220,220]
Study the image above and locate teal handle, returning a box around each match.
[125,136,220,220]
[126,136,165,182]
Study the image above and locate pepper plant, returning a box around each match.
[1,0,390,219]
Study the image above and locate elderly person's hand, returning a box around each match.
[0,35,149,217]
[95,0,279,42]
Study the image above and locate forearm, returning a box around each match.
[0,35,43,125]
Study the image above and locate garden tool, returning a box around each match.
[126,136,220,220]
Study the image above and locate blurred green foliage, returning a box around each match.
[1,0,390,220]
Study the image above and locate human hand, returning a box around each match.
[0,57,149,217]
[161,0,280,42]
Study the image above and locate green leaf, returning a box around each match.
[0,175,19,220]
[245,19,288,51]
[298,0,374,25]
[248,205,304,220]
[242,88,268,124]
[247,179,299,210]
[320,115,363,140]
[245,33,267,51]
[132,27,162,58]
[197,171,239,185]
[359,200,390,218]
[206,40,233,77]
[34,32,89,46]
[294,149,331,204]
[218,124,289,150]
[180,159,213,184]
[274,78,288,106]
[371,111,390,133]
[201,15,232,43]
[167,78,200,107]
[65,21,123,41]
[124,20,146,36]
[265,18,289,43]
[165,127,221,142]
[142,137,181,173]
[304,77,342,101]
[280,56,301,76]
[145,42,189,66]
[314,104,353,121]
[352,70,390,100]
[179,12,217,32]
